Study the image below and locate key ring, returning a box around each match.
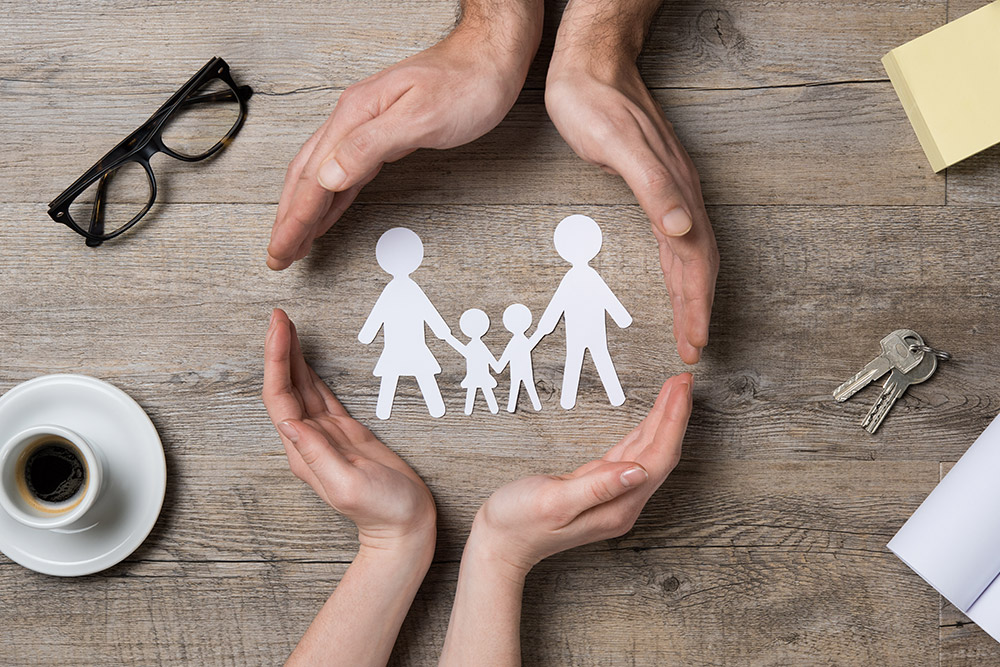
[909,343,952,361]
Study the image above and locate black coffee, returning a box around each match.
[24,442,85,503]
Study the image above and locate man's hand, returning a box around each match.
[545,0,719,364]
[267,5,542,270]
[471,372,691,572]
[263,308,436,552]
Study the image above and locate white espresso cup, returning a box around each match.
[0,425,106,530]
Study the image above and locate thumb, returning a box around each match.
[612,142,693,238]
[563,461,648,513]
[317,114,414,193]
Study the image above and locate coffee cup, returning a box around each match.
[0,425,106,530]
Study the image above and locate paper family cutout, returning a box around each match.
[358,215,632,419]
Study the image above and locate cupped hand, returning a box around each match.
[263,308,436,552]
[267,14,541,270]
[545,53,719,365]
[472,373,693,572]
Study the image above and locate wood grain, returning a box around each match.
[1,0,997,664]
[0,547,940,667]
[2,0,946,93]
[0,84,940,207]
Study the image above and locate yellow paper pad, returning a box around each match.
[882,1,1000,172]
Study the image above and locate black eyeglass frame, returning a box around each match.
[47,56,253,246]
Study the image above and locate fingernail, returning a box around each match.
[277,421,299,443]
[318,159,346,191]
[661,208,693,237]
[269,309,277,327]
[620,466,648,487]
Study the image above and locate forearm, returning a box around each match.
[288,544,433,667]
[439,529,529,666]
[552,0,661,72]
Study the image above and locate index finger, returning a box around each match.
[263,308,305,426]
[634,374,692,481]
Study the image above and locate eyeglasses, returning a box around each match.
[47,57,253,247]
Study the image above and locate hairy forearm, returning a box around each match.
[554,0,662,64]
[288,544,433,667]
[455,0,545,73]
[439,529,529,666]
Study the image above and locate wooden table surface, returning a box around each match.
[3,1,1000,664]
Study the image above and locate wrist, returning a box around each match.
[358,519,437,570]
[451,0,544,78]
[467,512,534,582]
[356,530,435,577]
[550,0,652,82]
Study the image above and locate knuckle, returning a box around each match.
[534,489,567,523]
[589,479,616,505]
[639,164,676,194]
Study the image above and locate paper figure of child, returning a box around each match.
[531,214,633,410]
[495,304,542,413]
[446,309,500,415]
[359,227,454,420]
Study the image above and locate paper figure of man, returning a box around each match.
[359,227,453,419]
[531,214,632,409]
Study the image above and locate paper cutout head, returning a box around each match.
[376,227,424,277]
[459,309,490,338]
[502,303,532,334]
[554,214,603,266]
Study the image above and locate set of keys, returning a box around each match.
[833,329,951,434]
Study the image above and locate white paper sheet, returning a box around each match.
[967,571,1000,642]
[888,412,1000,617]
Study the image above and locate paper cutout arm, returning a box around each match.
[417,287,453,340]
[602,283,633,329]
[358,291,389,344]
[487,348,502,374]
[493,346,510,374]
[534,280,569,338]
[444,334,466,356]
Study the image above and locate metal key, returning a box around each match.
[861,351,938,434]
[833,329,924,402]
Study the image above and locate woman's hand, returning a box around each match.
[472,372,692,574]
[545,8,718,364]
[440,372,693,665]
[267,5,543,270]
[262,308,436,554]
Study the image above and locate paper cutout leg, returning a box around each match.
[522,377,541,411]
[560,344,587,410]
[416,373,446,418]
[589,341,626,406]
[359,228,455,420]
[482,387,499,414]
[376,375,400,420]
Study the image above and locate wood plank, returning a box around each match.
[0,546,939,666]
[1,83,941,206]
[2,0,946,93]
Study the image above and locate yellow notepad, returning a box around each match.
[882,1,1000,172]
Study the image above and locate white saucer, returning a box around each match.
[0,374,166,576]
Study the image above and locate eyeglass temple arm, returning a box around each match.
[148,85,253,123]
[84,172,111,247]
